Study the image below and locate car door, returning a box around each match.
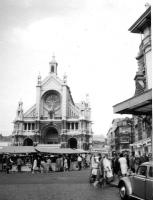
[132,165,147,199]
[146,166,153,200]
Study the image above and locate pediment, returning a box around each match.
[41,75,63,91]
[24,104,36,118]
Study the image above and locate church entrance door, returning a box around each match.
[68,138,77,149]
[23,138,33,146]
[45,127,58,144]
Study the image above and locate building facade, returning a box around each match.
[107,118,133,155]
[113,6,152,156]
[115,118,133,153]
[12,56,93,150]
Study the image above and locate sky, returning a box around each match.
[0,0,151,136]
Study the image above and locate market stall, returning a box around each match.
[0,146,36,172]
[35,147,86,171]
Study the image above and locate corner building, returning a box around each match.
[12,56,93,150]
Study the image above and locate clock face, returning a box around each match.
[45,93,60,111]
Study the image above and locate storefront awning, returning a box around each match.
[113,89,152,115]
[0,146,36,154]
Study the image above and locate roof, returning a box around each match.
[113,89,152,115]
[0,146,36,154]
[0,146,88,154]
[128,6,151,33]
[35,147,87,154]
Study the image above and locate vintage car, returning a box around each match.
[118,161,153,200]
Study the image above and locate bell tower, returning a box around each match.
[49,55,58,75]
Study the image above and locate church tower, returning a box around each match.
[49,55,58,75]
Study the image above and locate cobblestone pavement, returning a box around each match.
[0,169,120,200]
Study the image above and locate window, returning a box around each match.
[137,166,147,176]
[149,167,153,177]
[32,123,35,130]
[51,66,54,72]
[28,123,31,130]
[76,123,78,129]
[72,123,74,130]
[24,123,27,130]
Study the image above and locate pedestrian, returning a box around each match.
[56,156,61,172]
[129,152,135,173]
[112,153,120,176]
[89,153,99,184]
[60,155,64,171]
[64,156,68,171]
[40,157,47,173]
[37,156,41,172]
[103,154,113,183]
[17,156,23,173]
[32,157,38,174]
[67,155,71,171]
[93,154,104,187]
[5,156,11,174]
[118,153,128,176]
[135,154,141,171]
[77,154,82,171]
[46,156,52,172]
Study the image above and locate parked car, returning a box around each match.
[118,161,153,200]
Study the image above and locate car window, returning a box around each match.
[149,167,153,177]
[137,166,147,176]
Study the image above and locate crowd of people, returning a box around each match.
[1,151,152,180]
[89,151,152,187]
[1,153,91,174]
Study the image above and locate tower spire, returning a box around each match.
[49,53,58,75]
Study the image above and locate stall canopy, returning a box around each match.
[0,146,36,154]
[35,147,87,154]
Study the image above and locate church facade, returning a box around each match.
[12,57,93,150]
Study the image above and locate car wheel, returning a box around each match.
[119,183,129,200]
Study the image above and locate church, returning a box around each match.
[12,56,93,150]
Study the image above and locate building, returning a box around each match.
[114,118,133,154]
[107,118,121,154]
[113,6,152,156]
[107,118,133,154]
[12,56,93,150]
[92,135,109,154]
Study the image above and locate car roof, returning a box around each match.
[141,161,153,167]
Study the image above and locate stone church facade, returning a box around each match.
[12,56,93,150]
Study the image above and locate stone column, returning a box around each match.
[36,86,41,120]
[62,84,67,120]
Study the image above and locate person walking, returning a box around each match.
[77,154,82,171]
[93,154,104,187]
[112,153,120,176]
[129,152,136,173]
[5,156,11,174]
[118,153,128,176]
[17,156,23,173]
[103,154,113,183]
[63,156,68,171]
[32,157,38,174]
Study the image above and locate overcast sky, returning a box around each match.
[0,0,151,136]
